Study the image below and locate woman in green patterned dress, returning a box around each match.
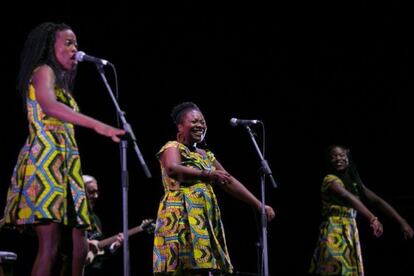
[153,102,275,275]
[310,145,413,275]
[2,22,125,276]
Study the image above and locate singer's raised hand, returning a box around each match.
[94,122,125,142]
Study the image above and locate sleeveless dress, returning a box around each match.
[3,84,91,228]
[153,141,233,274]
[309,174,364,276]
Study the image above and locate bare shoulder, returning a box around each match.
[32,65,55,84]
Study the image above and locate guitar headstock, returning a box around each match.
[140,219,156,234]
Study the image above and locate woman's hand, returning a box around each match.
[94,122,125,142]
[370,217,383,237]
[400,221,414,240]
[264,205,276,221]
[208,170,232,185]
[256,204,276,221]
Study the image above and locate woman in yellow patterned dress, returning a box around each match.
[310,145,413,275]
[153,102,275,275]
[2,22,124,276]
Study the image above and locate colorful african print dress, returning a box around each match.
[3,84,91,228]
[153,141,233,275]
[310,174,364,276]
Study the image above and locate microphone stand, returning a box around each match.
[95,64,152,276]
[244,125,277,276]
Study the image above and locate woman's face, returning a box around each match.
[178,109,207,145]
[54,29,78,71]
[329,146,349,171]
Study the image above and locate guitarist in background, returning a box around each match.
[82,175,124,276]
[59,175,124,276]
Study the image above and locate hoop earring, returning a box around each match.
[177,132,184,143]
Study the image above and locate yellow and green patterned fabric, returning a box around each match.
[3,84,90,228]
[153,141,233,274]
[310,174,364,276]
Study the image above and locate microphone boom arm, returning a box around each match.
[95,64,151,178]
[245,126,277,188]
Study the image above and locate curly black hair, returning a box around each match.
[17,22,76,101]
[170,102,200,125]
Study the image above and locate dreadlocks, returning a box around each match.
[17,22,76,102]
[326,144,364,197]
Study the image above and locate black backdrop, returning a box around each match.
[1,2,414,275]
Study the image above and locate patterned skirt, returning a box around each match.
[3,128,90,229]
[310,214,364,276]
[153,183,233,274]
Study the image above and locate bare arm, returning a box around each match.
[361,185,413,239]
[32,65,125,142]
[160,146,210,182]
[160,147,233,183]
[212,160,275,221]
[328,180,383,237]
[160,147,275,221]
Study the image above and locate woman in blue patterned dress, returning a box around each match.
[153,102,275,275]
[2,22,124,276]
[310,145,413,275]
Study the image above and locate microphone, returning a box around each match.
[75,51,111,66]
[230,118,261,127]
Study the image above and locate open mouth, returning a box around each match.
[70,54,77,63]
[192,128,205,137]
[334,161,347,169]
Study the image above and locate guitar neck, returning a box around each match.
[98,225,143,248]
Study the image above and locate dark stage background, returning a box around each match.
[1,2,414,275]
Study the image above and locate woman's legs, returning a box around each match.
[71,228,88,276]
[31,223,60,276]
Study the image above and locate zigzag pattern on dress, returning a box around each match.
[153,141,233,274]
[3,85,90,228]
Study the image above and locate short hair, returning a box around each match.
[170,102,200,125]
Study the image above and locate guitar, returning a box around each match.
[86,218,155,265]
